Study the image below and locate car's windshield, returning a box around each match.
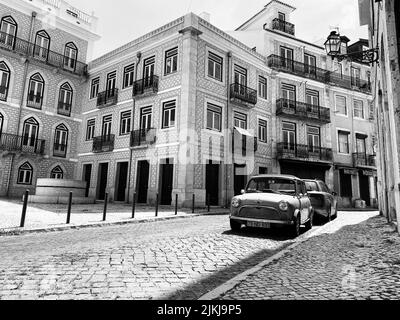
[246,178,296,195]
[305,181,319,192]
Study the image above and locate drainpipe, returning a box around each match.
[6,11,37,197]
[127,51,142,203]
[225,51,232,208]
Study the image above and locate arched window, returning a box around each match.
[0,61,10,101]
[34,30,50,60]
[64,42,77,71]
[50,166,64,179]
[17,162,33,185]
[22,117,39,149]
[27,73,44,109]
[58,82,73,117]
[53,123,68,158]
[0,16,17,48]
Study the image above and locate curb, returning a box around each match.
[0,211,230,237]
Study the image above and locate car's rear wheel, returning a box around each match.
[305,211,313,231]
[332,203,338,220]
[230,219,242,232]
[327,207,332,222]
[289,215,301,238]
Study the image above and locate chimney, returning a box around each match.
[199,12,210,22]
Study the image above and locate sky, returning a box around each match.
[66,0,368,60]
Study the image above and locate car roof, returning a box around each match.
[251,174,302,181]
[303,179,324,182]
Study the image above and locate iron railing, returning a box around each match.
[53,143,68,158]
[27,93,43,109]
[277,142,333,162]
[93,134,115,153]
[130,128,157,147]
[271,18,295,36]
[0,31,88,77]
[57,102,72,117]
[132,75,159,97]
[230,83,257,105]
[97,88,119,107]
[276,98,331,123]
[0,133,45,155]
[353,153,376,167]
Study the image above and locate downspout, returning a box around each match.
[127,51,142,203]
[6,11,37,197]
[225,51,232,208]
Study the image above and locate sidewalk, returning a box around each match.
[0,199,229,235]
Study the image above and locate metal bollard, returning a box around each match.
[175,194,178,216]
[66,192,73,224]
[192,194,195,214]
[207,194,211,213]
[102,193,108,221]
[20,190,29,228]
[131,192,136,219]
[155,193,159,217]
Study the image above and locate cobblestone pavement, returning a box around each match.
[0,215,298,300]
[220,213,400,300]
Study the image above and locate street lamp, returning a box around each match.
[324,31,379,64]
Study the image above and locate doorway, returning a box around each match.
[160,158,173,205]
[234,164,247,196]
[115,162,128,202]
[206,161,220,206]
[136,160,150,204]
[97,163,108,200]
[82,164,92,197]
[359,170,371,207]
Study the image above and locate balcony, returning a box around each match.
[353,153,376,168]
[27,93,43,109]
[277,143,333,163]
[53,143,67,158]
[132,75,159,97]
[271,18,295,36]
[97,89,118,108]
[93,134,115,153]
[230,83,257,105]
[276,98,331,123]
[57,102,72,117]
[0,133,45,155]
[0,31,88,77]
[0,86,8,101]
[267,55,372,94]
[130,128,157,148]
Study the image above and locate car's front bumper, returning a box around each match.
[230,216,294,225]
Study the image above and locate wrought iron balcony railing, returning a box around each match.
[276,98,331,123]
[0,85,8,101]
[27,93,43,109]
[133,75,159,97]
[130,128,157,147]
[277,142,333,162]
[93,134,115,153]
[53,143,68,158]
[271,18,295,36]
[57,102,72,117]
[0,133,45,155]
[97,88,118,108]
[267,55,372,94]
[230,83,257,105]
[353,153,376,167]
[0,31,88,77]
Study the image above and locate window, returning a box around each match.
[0,112,3,135]
[162,100,176,129]
[0,16,17,48]
[281,84,296,110]
[143,56,155,86]
[64,42,77,70]
[304,54,316,75]
[165,47,178,75]
[54,124,68,158]
[258,76,267,99]
[50,166,64,179]
[234,65,247,86]
[58,82,73,117]
[278,12,286,21]
[280,46,294,69]
[354,100,364,119]
[123,64,135,88]
[207,51,223,81]
[0,61,10,101]
[86,119,95,141]
[258,119,267,143]
[22,117,39,148]
[102,115,112,137]
[27,73,44,109]
[336,95,347,115]
[306,89,320,114]
[307,126,320,152]
[234,112,247,129]
[106,71,117,96]
[282,122,296,151]
[120,110,132,135]
[206,103,222,132]
[17,162,33,185]
[34,30,50,60]
[356,134,367,154]
[351,67,360,86]
[338,131,350,154]
[140,107,152,130]
[90,77,99,99]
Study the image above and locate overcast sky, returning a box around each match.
[66,0,368,60]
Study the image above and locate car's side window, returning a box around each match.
[319,181,330,193]
[301,182,307,196]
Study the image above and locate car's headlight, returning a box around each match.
[279,200,289,211]
[231,198,241,208]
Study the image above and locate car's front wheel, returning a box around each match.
[230,219,242,232]
[289,215,301,238]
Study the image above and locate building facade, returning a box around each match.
[359,0,400,228]
[0,0,377,209]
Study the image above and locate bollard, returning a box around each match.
[175,194,178,216]
[207,194,211,213]
[131,192,136,219]
[20,190,29,228]
[192,194,195,214]
[66,192,73,224]
[103,193,108,221]
[155,193,159,217]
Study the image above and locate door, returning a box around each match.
[82,164,92,197]
[28,78,43,105]
[22,120,39,150]
[0,18,17,47]
[143,57,155,87]
[282,122,296,152]
[137,160,150,203]
[206,161,220,206]
[115,162,128,202]
[106,72,116,97]
[304,54,316,75]
[160,159,173,205]
[281,84,296,110]
[280,46,293,70]
[234,65,247,96]
[35,33,49,59]
[307,126,320,154]
[97,163,108,200]
[234,164,247,196]
[356,135,367,162]
[102,115,112,139]
[359,170,371,206]
[306,90,320,115]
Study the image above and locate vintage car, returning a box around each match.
[304,179,338,222]
[230,174,314,237]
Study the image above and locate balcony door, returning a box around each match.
[307,126,320,154]
[305,89,319,115]
[233,65,247,97]
[0,16,17,48]
[143,56,155,87]
[54,124,68,158]
[102,115,112,141]
[356,134,367,159]
[58,82,73,116]
[27,73,44,108]
[106,71,116,98]
[22,117,39,151]
[304,54,316,75]
[64,42,77,70]
[351,67,361,87]
[0,61,10,101]
[282,122,296,152]
[140,107,152,131]
[34,30,50,60]
[280,46,293,70]
[281,84,296,110]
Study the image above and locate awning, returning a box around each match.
[234,127,254,137]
